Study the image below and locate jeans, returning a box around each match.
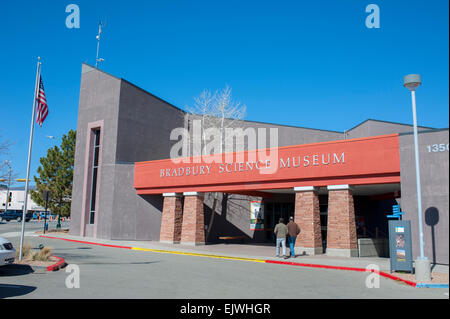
[288,236,296,257]
[276,238,286,256]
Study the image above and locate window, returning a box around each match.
[89,129,101,224]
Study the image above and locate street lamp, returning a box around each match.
[403,74,431,282]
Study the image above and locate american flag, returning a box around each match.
[36,76,48,127]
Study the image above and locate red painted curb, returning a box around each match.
[39,235,132,250]
[378,271,417,287]
[40,235,418,287]
[265,260,366,272]
[46,256,66,272]
[265,259,417,287]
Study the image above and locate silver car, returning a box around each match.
[0,237,16,266]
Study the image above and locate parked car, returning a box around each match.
[39,212,56,219]
[0,210,33,222]
[0,237,16,266]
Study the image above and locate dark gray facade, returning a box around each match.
[346,119,434,139]
[399,129,449,264]
[70,65,448,264]
[70,64,184,240]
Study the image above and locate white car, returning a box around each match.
[0,237,16,266]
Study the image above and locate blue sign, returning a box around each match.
[387,205,403,220]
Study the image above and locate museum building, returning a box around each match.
[69,64,449,264]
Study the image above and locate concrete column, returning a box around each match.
[293,186,323,255]
[180,192,205,246]
[160,193,183,244]
[326,185,358,257]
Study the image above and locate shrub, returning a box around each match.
[16,243,33,259]
[32,247,52,261]
[15,243,53,262]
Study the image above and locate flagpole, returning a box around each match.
[19,57,41,261]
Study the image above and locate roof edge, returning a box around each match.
[80,64,441,135]
[398,127,449,136]
[346,118,436,132]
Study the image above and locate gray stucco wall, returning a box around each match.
[109,78,185,240]
[70,65,183,240]
[399,129,449,265]
[203,193,262,242]
[110,163,163,240]
[70,64,121,238]
[346,119,433,139]
[116,80,186,163]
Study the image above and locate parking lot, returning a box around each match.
[0,218,70,237]
[1,220,448,299]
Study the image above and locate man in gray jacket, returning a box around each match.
[274,218,289,259]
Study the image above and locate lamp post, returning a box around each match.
[403,74,431,282]
[43,190,50,234]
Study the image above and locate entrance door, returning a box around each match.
[268,203,294,243]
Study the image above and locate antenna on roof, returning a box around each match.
[95,21,105,68]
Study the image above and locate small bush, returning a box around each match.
[15,243,53,262]
[32,247,52,261]
[16,243,33,259]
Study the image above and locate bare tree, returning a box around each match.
[185,85,247,156]
[185,85,246,242]
[214,85,246,153]
[0,135,13,181]
[185,89,216,156]
[0,136,18,212]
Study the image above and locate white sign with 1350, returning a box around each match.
[426,143,449,153]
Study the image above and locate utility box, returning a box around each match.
[388,220,413,273]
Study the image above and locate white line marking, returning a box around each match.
[0,231,38,238]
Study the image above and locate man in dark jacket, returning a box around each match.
[274,218,289,259]
[287,216,300,258]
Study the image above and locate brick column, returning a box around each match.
[294,186,323,255]
[326,185,358,257]
[180,192,205,246]
[160,193,183,244]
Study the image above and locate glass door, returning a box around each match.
[268,203,294,243]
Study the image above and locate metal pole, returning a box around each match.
[95,36,100,68]
[411,90,425,259]
[43,192,49,234]
[95,22,102,68]
[4,163,11,210]
[19,57,41,261]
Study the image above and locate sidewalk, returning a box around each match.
[39,231,449,285]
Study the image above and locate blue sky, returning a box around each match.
[0,0,448,184]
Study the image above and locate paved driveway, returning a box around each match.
[0,230,448,299]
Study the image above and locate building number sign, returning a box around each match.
[426,143,449,153]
